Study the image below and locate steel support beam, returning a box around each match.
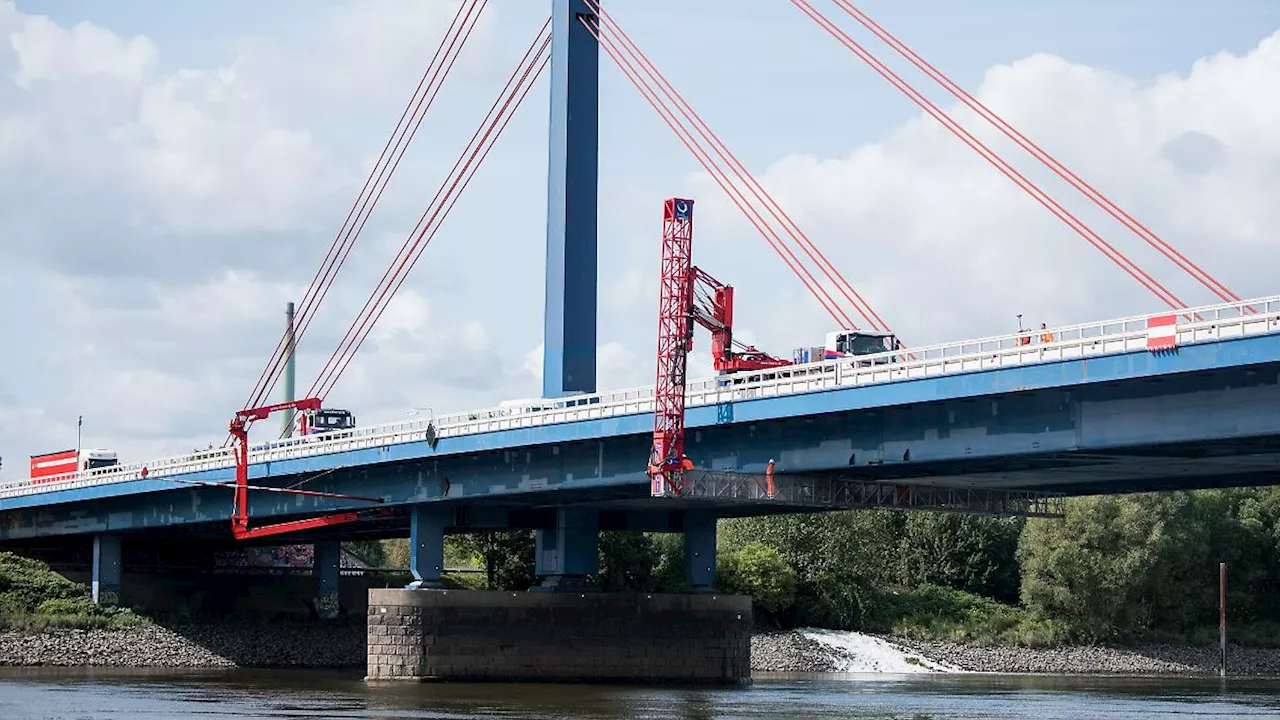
[91,534,121,606]
[683,510,717,592]
[407,505,448,590]
[534,508,599,590]
[543,0,599,398]
[314,539,341,619]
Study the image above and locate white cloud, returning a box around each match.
[10,14,158,88]
[1,2,1278,480]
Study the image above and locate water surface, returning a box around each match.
[2,668,1279,719]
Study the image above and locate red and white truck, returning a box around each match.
[29,448,118,483]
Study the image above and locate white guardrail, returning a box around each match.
[4,295,1280,501]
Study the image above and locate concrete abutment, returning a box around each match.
[366,589,752,684]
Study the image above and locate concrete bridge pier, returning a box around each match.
[406,504,448,590]
[683,510,718,592]
[533,508,599,590]
[313,540,341,619]
[91,534,121,606]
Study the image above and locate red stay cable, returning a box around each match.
[313,41,551,403]
[308,24,553,402]
[288,0,489,365]
[240,0,487,415]
[308,24,549,401]
[582,18,852,329]
[591,2,892,334]
[317,61,548,400]
[831,0,1239,304]
[580,15,853,329]
[791,0,1187,310]
[241,0,486,415]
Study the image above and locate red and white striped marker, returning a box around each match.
[1146,315,1177,352]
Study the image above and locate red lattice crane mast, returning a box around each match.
[649,198,790,496]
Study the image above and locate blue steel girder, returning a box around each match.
[5,333,1280,541]
[543,0,599,398]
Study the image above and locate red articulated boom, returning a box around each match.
[649,198,790,497]
[688,267,792,374]
[228,398,389,540]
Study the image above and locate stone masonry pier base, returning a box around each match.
[366,589,752,684]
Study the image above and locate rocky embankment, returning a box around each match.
[753,629,1280,676]
[0,622,365,668]
[8,623,1280,675]
[751,631,839,673]
[895,638,1280,676]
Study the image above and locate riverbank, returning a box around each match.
[752,630,1280,676]
[5,624,1280,674]
[0,622,365,668]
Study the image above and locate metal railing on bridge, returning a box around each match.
[3,294,1278,501]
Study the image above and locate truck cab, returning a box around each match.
[823,330,900,365]
[298,408,355,435]
[80,448,119,471]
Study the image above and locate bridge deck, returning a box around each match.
[2,295,1279,523]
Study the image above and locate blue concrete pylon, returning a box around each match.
[314,540,341,619]
[92,534,121,606]
[542,0,599,399]
[684,510,718,592]
[534,508,599,590]
[406,504,449,590]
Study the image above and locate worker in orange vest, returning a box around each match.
[765,458,776,498]
[1040,323,1054,343]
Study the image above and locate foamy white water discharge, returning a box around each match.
[799,630,964,673]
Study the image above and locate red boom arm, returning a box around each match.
[228,397,387,540]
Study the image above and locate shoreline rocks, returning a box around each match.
[751,631,839,673]
[0,621,365,668]
[752,629,1280,676]
[6,623,1280,676]
[893,637,1280,676]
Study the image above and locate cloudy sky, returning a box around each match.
[1,0,1278,476]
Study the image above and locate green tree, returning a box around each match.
[896,513,1023,602]
[717,542,797,622]
[596,532,657,592]
[450,530,536,591]
[721,511,902,629]
[1018,490,1280,639]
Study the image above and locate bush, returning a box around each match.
[0,553,146,631]
[0,553,86,613]
[885,585,1089,647]
[717,543,797,620]
[35,596,97,616]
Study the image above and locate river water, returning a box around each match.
[3,669,1280,719]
